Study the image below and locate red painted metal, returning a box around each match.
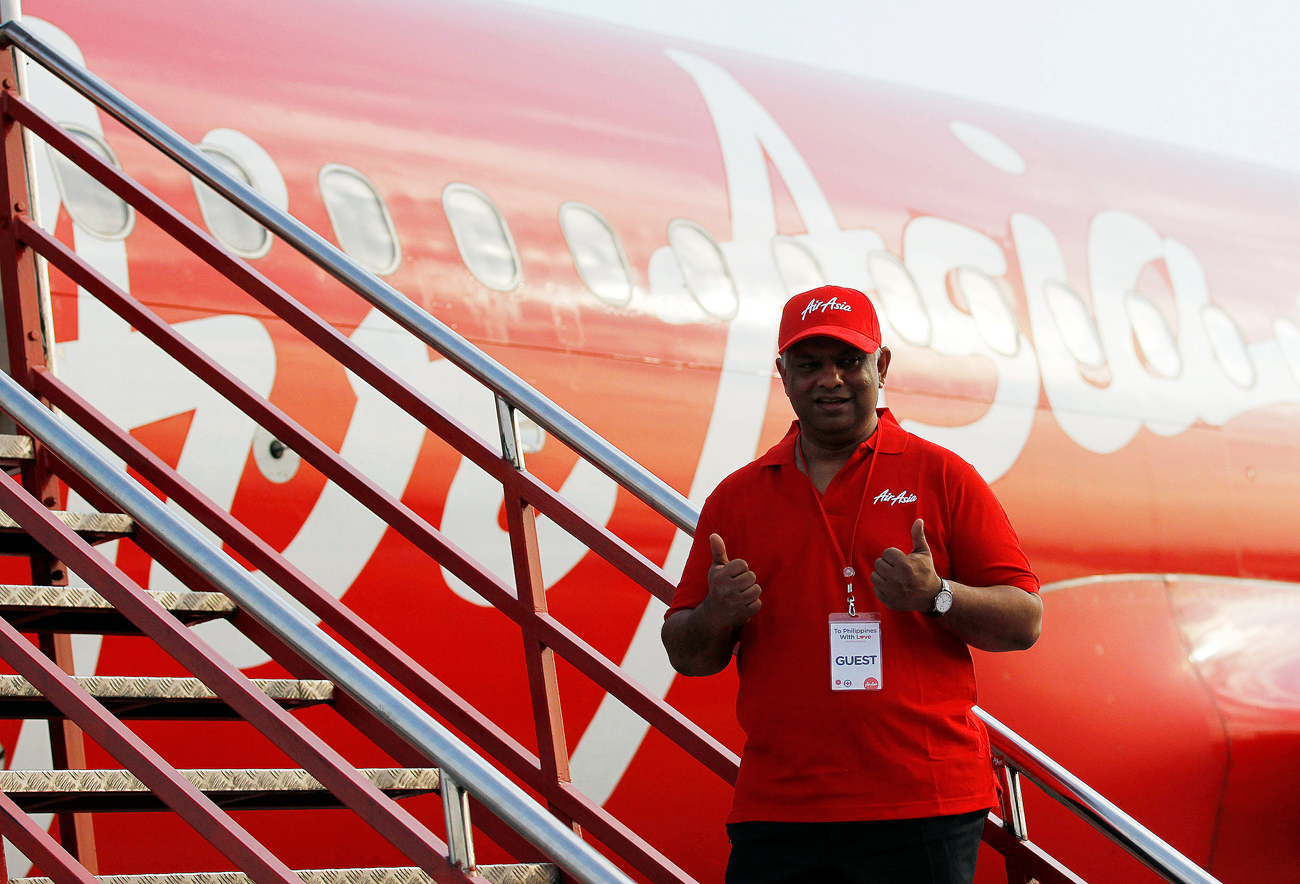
[0,788,99,884]
[506,475,579,831]
[982,815,1088,884]
[37,631,99,870]
[0,55,99,871]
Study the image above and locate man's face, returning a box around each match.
[776,337,891,448]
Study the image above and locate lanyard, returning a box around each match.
[797,434,880,617]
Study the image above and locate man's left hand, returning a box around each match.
[871,518,941,612]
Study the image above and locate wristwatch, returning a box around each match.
[927,578,953,617]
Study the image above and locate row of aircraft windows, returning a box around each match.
[50,124,404,276]
[48,125,1300,390]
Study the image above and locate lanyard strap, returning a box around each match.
[797,435,880,617]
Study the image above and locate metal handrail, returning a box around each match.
[0,20,698,534]
[0,369,633,884]
[0,21,1224,884]
[975,707,1221,884]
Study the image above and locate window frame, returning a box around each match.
[1201,304,1256,388]
[559,200,633,306]
[667,218,739,321]
[191,143,272,259]
[955,266,1021,357]
[319,163,402,277]
[867,250,932,348]
[1044,281,1106,368]
[49,121,134,241]
[442,182,522,292]
[771,235,827,297]
[1125,291,1182,378]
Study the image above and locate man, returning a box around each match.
[662,285,1042,884]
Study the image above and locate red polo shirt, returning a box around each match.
[668,409,1039,823]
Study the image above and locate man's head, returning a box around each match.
[776,286,890,451]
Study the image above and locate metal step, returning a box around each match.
[0,584,235,633]
[0,675,333,719]
[0,433,34,468]
[13,866,560,884]
[0,510,133,555]
[0,768,440,813]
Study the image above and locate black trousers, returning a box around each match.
[725,810,988,884]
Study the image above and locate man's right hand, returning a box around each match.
[701,534,762,627]
[661,534,762,676]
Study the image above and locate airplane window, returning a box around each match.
[1045,281,1105,367]
[1125,292,1181,378]
[955,267,1020,356]
[1273,318,1300,385]
[559,202,632,306]
[192,147,269,258]
[867,251,931,347]
[772,237,826,297]
[669,220,738,320]
[1201,305,1255,387]
[443,183,521,291]
[320,164,401,276]
[48,124,133,240]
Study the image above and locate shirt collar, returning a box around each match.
[757,408,908,468]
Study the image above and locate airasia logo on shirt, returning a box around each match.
[872,488,917,506]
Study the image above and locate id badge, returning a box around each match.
[829,612,881,691]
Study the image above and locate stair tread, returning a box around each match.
[0,674,333,702]
[0,767,439,793]
[0,584,234,613]
[12,866,559,884]
[0,584,235,633]
[0,510,133,534]
[0,434,33,461]
[0,510,134,556]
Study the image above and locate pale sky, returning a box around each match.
[504,0,1300,176]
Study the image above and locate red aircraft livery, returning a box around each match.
[0,0,1297,882]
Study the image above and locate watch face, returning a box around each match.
[934,583,953,614]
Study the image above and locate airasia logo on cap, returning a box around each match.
[800,296,852,321]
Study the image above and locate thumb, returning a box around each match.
[709,533,729,566]
[911,519,931,556]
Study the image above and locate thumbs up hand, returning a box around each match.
[700,534,762,628]
[871,518,943,612]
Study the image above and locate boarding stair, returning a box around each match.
[0,15,1221,884]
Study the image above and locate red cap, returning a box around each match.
[778,286,882,354]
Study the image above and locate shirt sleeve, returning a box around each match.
[946,461,1040,594]
[665,488,726,619]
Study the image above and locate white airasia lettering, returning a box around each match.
[800,296,853,320]
[873,489,917,506]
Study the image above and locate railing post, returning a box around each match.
[994,755,1028,841]
[994,755,1034,884]
[439,768,477,872]
[0,22,97,873]
[497,395,581,835]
